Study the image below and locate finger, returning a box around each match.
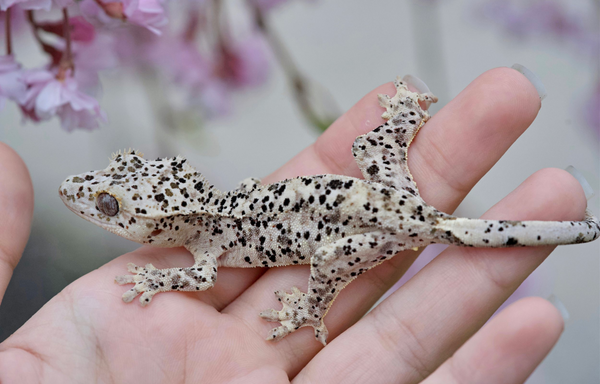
[300,168,584,384]
[423,297,563,384]
[225,68,542,369]
[0,143,34,305]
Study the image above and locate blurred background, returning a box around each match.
[0,0,598,382]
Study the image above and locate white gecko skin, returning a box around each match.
[59,76,600,346]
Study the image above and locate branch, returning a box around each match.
[5,8,12,55]
[253,7,336,130]
[59,8,73,73]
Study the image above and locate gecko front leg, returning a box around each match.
[260,231,410,345]
[115,246,219,306]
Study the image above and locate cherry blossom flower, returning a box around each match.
[216,32,271,88]
[36,15,96,43]
[0,0,51,11]
[0,55,27,109]
[80,0,167,34]
[0,0,323,128]
[0,6,26,33]
[72,33,119,91]
[20,69,106,131]
[53,0,73,8]
[79,0,124,28]
[124,0,167,34]
[149,36,211,89]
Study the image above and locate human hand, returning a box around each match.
[0,67,584,383]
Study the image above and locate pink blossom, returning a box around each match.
[0,55,27,110]
[69,16,96,42]
[44,18,117,91]
[79,0,124,28]
[20,69,106,131]
[72,33,118,90]
[50,31,118,91]
[0,0,51,11]
[112,26,157,65]
[0,6,26,33]
[80,0,167,35]
[149,36,211,89]
[216,33,271,88]
[53,0,74,7]
[123,0,167,34]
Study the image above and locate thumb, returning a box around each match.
[0,143,34,305]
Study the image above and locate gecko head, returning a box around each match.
[59,150,217,246]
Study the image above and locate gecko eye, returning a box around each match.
[97,193,119,216]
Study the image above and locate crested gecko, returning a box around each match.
[59,76,600,345]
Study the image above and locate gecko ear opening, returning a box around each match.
[97,193,119,216]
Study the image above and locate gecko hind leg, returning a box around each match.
[352,76,437,196]
[259,287,327,343]
[260,231,408,345]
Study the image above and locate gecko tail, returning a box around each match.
[434,209,600,247]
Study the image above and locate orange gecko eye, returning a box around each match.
[97,193,119,216]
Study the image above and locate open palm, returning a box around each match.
[0,68,585,383]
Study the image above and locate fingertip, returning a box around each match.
[527,168,588,221]
[506,297,564,341]
[484,167,588,222]
[489,297,565,369]
[0,142,34,222]
[468,67,541,131]
[0,142,34,216]
[486,66,542,111]
[432,297,564,384]
[0,142,34,302]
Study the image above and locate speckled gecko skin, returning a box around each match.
[59,77,600,345]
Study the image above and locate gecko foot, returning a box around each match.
[115,262,161,306]
[259,287,329,345]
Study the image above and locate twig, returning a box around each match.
[5,7,12,55]
[252,7,331,130]
[60,8,73,73]
[27,11,46,48]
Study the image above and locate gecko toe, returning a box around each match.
[315,323,329,346]
[122,288,139,303]
[115,275,136,285]
[126,263,141,273]
[139,291,156,306]
[259,309,280,322]
[266,326,292,342]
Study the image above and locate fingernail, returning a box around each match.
[511,64,547,101]
[547,294,569,322]
[403,74,433,110]
[402,74,431,94]
[565,165,595,201]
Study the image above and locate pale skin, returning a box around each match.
[0,67,585,383]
